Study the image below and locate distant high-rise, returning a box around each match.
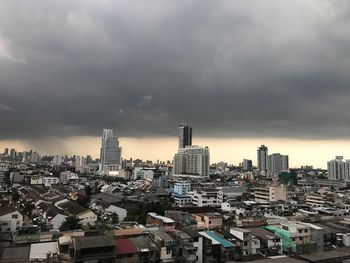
[178,124,192,149]
[53,155,63,166]
[257,145,268,174]
[267,153,289,177]
[99,128,122,174]
[242,159,253,171]
[174,145,210,177]
[9,148,16,160]
[327,156,350,181]
[3,148,8,155]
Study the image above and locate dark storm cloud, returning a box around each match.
[0,0,350,140]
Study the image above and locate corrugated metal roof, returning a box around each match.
[29,242,59,259]
[115,238,138,255]
[199,231,235,248]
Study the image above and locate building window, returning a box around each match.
[12,214,18,219]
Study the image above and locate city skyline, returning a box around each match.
[3,135,350,169]
[2,1,350,261]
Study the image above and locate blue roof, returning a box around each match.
[205,231,235,248]
[172,193,191,198]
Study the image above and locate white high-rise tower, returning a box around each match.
[99,129,122,174]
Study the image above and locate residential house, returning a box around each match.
[0,206,23,232]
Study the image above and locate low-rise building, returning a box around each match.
[60,171,79,184]
[188,188,223,207]
[194,212,223,230]
[306,194,326,208]
[133,168,154,181]
[230,228,260,257]
[57,200,97,226]
[129,235,160,263]
[250,228,283,256]
[147,213,175,231]
[29,242,59,261]
[199,230,236,262]
[71,236,116,263]
[265,221,316,254]
[174,182,191,195]
[115,238,139,263]
[150,231,176,262]
[42,177,60,187]
[254,185,287,203]
[0,206,23,232]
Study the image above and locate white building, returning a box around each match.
[173,146,210,177]
[188,188,223,207]
[99,129,122,175]
[172,194,192,207]
[43,177,60,187]
[306,195,326,207]
[30,177,43,185]
[132,168,154,181]
[230,228,260,256]
[327,156,350,181]
[60,171,79,184]
[0,207,23,232]
[174,182,191,195]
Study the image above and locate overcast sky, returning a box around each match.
[1,0,350,166]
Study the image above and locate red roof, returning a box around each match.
[115,238,139,255]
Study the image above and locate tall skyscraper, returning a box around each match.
[3,148,8,155]
[99,128,122,174]
[178,123,192,149]
[257,145,268,174]
[9,148,16,160]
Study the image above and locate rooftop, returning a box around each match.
[57,200,89,216]
[1,246,30,261]
[0,206,17,216]
[299,246,350,262]
[129,236,158,251]
[250,228,280,240]
[199,231,234,248]
[148,213,175,224]
[115,238,139,255]
[74,235,115,250]
[29,242,59,260]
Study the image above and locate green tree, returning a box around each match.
[23,202,35,217]
[60,216,83,231]
[11,189,20,203]
[77,195,91,208]
[109,213,119,224]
